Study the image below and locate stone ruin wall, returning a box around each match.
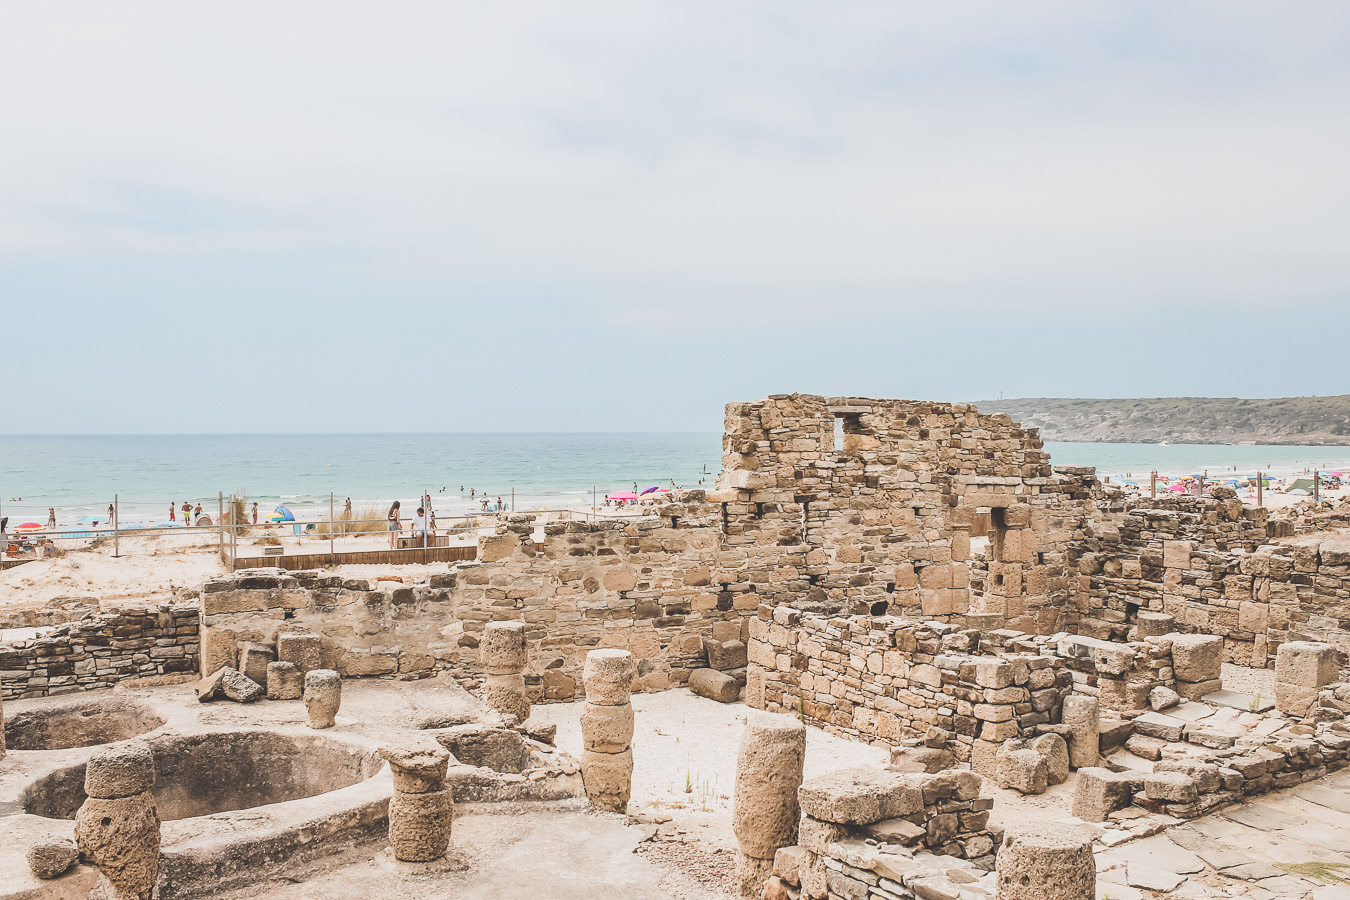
[1073,491,1350,666]
[197,512,751,703]
[715,394,1097,635]
[0,604,200,700]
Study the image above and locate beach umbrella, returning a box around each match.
[271,505,295,522]
[607,492,639,501]
[1332,472,1344,477]
[1165,485,1186,492]
[640,486,660,495]
[15,522,43,532]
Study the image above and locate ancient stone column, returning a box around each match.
[480,621,531,723]
[581,648,635,813]
[732,713,806,899]
[380,740,452,862]
[304,669,342,729]
[996,823,1095,900]
[1060,694,1099,770]
[74,743,161,900]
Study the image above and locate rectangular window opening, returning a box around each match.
[833,416,845,452]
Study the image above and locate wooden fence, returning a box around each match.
[231,544,477,571]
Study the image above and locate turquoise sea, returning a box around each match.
[1,434,1347,526]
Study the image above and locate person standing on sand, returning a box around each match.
[344,498,352,516]
[108,503,115,525]
[47,508,56,530]
[169,503,176,523]
[194,503,203,522]
[387,501,402,549]
[251,502,258,525]
[182,501,192,524]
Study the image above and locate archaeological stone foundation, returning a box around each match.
[3,394,1350,899]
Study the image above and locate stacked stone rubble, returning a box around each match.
[380,740,452,862]
[580,649,634,813]
[731,713,805,898]
[74,743,161,900]
[480,621,531,722]
[791,766,994,900]
[1275,640,1340,716]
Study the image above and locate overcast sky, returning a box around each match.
[2,2,1347,433]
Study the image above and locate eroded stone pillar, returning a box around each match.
[1061,695,1099,770]
[304,669,342,729]
[581,649,634,813]
[481,621,531,723]
[74,743,161,900]
[732,713,806,899]
[996,823,1095,900]
[380,740,452,862]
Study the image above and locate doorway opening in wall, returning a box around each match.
[833,416,845,452]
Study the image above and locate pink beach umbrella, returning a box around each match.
[607,492,640,501]
[1165,484,1186,492]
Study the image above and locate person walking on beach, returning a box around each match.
[251,502,258,525]
[47,508,56,530]
[182,501,192,524]
[169,503,176,523]
[344,497,352,516]
[387,501,402,549]
[108,503,115,525]
[193,503,203,523]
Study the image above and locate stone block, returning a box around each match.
[997,823,1095,900]
[85,743,155,799]
[1176,678,1223,701]
[480,621,528,674]
[222,668,264,703]
[1148,685,1180,711]
[583,649,635,706]
[1144,771,1198,803]
[1163,540,1194,569]
[1030,733,1070,785]
[797,767,922,825]
[1168,632,1223,683]
[706,639,749,671]
[581,748,632,813]
[581,701,635,753]
[996,747,1049,795]
[276,631,322,676]
[379,741,451,793]
[26,841,78,880]
[1070,767,1136,822]
[265,661,303,700]
[689,667,740,703]
[1061,695,1099,769]
[388,789,452,861]
[1133,712,1185,742]
[733,713,807,860]
[1275,641,1340,716]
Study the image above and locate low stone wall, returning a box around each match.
[1076,490,1350,666]
[783,767,995,900]
[0,604,200,700]
[746,607,1074,766]
[197,516,748,702]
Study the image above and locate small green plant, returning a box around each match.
[1279,861,1349,883]
[1249,692,1262,713]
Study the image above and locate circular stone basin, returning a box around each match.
[22,730,382,821]
[4,696,166,751]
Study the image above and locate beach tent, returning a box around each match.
[269,506,295,522]
[1289,488,1309,495]
[1288,478,1317,493]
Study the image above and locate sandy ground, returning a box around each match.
[532,689,888,878]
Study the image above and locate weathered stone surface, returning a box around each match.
[1145,771,1198,803]
[707,638,749,671]
[74,793,160,900]
[1175,678,1223,701]
[388,789,452,862]
[26,841,78,879]
[1030,733,1070,785]
[889,745,955,774]
[797,767,923,825]
[1135,611,1175,639]
[196,667,229,702]
[380,741,451,793]
[85,743,155,799]
[276,631,323,676]
[239,641,275,689]
[580,702,635,754]
[797,814,847,854]
[1275,641,1340,716]
[1133,712,1185,742]
[434,724,531,773]
[996,747,1049,795]
[773,845,807,886]
[583,649,635,706]
[1149,685,1181,711]
[1061,695,1099,769]
[1168,633,1223,684]
[735,852,775,900]
[480,621,528,675]
[733,713,807,860]
[221,667,264,703]
[303,669,341,728]
[689,667,740,703]
[997,823,1095,899]
[266,661,303,700]
[483,672,531,722]
[581,748,633,813]
[1071,767,1136,822]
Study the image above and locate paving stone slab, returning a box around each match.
[1294,785,1350,816]
[1220,802,1308,831]
[1127,864,1186,892]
